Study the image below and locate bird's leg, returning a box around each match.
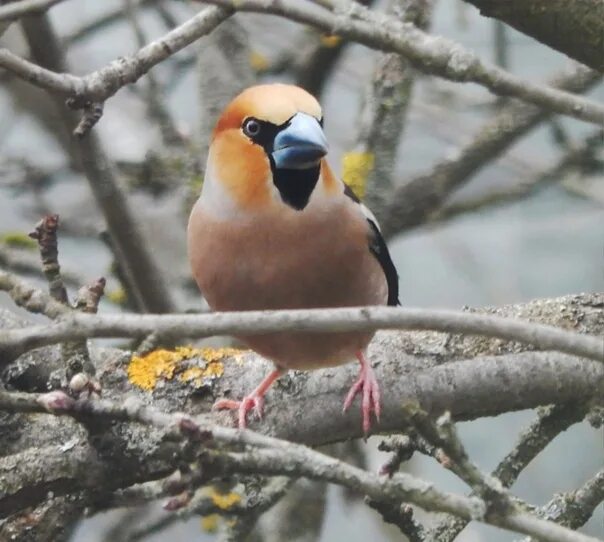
[213,368,283,429]
[342,351,381,435]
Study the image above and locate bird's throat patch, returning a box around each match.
[272,165,320,210]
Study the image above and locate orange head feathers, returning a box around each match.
[203,84,331,213]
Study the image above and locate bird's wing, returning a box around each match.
[343,184,400,306]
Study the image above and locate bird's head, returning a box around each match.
[205,84,330,212]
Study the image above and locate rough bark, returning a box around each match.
[0,293,602,521]
[463,0,604,71]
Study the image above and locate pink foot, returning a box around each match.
[342,351,381,435]
[213,395,265,428]
[212,369,282,429]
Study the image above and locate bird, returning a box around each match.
[187,84,399,435]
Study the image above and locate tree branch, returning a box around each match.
[0,6,232,133]
[199,0,604,125]
[0,0,66,22]
[462,0,604,71]
[0,299,602,362]
[19,14,176,314]
[0,390,600,542]
[376,64,601,237]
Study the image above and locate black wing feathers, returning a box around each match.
[343,184,400,306]
[366,220,400,306]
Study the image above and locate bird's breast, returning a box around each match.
[187,200,388,368]
[188,201,386,311]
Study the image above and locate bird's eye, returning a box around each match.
[243,118,261,138]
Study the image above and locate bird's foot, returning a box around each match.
[342,352,381,436]
[212,369,283,429]
[213,394,264,429]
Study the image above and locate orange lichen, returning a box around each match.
[128,346,244,391]
[342,151,374,199]
[249,50,270,72]
[200,514,219,533]
[320,34,342,47]
[211,491,242,510]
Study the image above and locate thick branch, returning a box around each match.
[462,0,604,71]
[0,294,602,521]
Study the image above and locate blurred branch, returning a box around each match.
[377,64,602,238]
[366,500,426,541]
[63,0,157,45]
[199,0,604,125]
[492,20,509,70]
[0,494,84,542]
[123,0,187,147]
[531,468,604,531]
[0,244,85,287]
[350,0,432,208]
[0,0,65,22]
[222,477,297,542]
[0,6,232,135]
[19,13,176,314]
[0,288,602,360]
[462,0,604,71]
[427,401,591,541]
[294,0,376,98]
[432,129,604,224]
[0,390,600,542]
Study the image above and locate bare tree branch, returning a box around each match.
[19,13,176,314]
[377,64,601,237]
[0,6,232,133]
[0,0,66,22]
[0,390,600,542]
[199,0,604,125]
[462,0,604,71]
[0,296,601,362]
[432,128,604,225]
[533,468,604,531]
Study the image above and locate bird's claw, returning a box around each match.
[213,394,264,429]
[342,359,381,436]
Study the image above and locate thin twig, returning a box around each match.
[0,0,65,22]
[377,64,602,237]
[20,13,176,314]
[0,6,232,134]
[0,269,69,318]
[28,214,68,305]
[428,402,591,541]
[0,301,601,362]
[432,129,604,223]
[0,390,599,542]
[199,0,604,125]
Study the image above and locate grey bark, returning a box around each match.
[462,0,604,71]
[0,293,602,523]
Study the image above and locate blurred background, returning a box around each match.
[0,0,602,540]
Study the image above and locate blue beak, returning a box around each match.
[272,112,328,170]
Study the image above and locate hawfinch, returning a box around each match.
[187,84,399,434]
